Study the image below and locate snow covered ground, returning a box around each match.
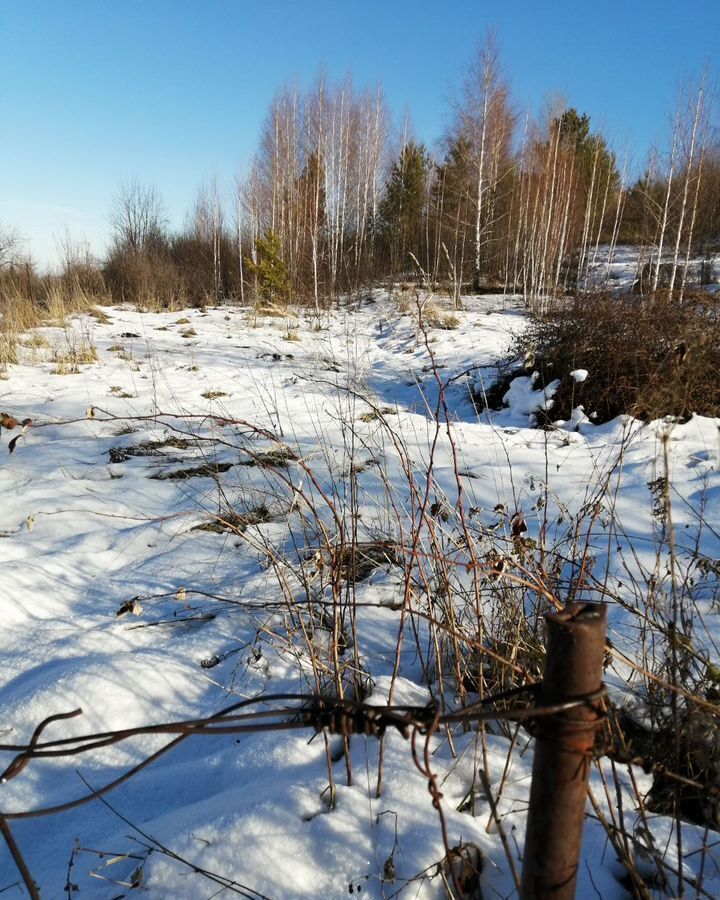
[0,293,718,898]
[583,244,720,293]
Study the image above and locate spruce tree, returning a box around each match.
[379,141,429,276]
[245,230,291,305]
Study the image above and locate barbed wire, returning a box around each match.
[0,683,606,900]
[0,684,610,845]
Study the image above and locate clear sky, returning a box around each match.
[2,0,718,269]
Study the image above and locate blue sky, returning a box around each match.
[2,0,718,269]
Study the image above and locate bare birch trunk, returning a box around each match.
[653,112,679,292]
[669,77,706,296]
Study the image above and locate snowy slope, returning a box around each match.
[0,295,718,898]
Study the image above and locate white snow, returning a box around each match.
[0,293,718,897]
[581,244,720,293]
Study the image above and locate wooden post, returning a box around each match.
[520,602,607,899]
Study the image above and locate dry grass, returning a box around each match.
[52,343,98,374]
[88,306,111,324]
[23,333,51,350]
[44,279,112,325]
[398,290,460,329]
[201,390,228,400]
[424,303,460,329]
[51,324,98,375]
[0,332,18,371]
[0,265,111,372]
[0,291,42,370]
[252,302,298,320]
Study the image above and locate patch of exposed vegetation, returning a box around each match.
[23,333,51,349]
[52,342,98,374]
[108,436,195,464]
[423,302,460,330]
[358,407,397,423]
[191,505,273,534]
[88,306,111,324]
[150,462,233,480]
[305,540,402,584]
[238,446,296,468]
[201,390,229,400]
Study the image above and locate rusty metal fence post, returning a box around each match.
[520,602,607,900]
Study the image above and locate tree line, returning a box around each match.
[3,39,719,310]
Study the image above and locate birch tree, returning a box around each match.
[669,71,712,297]
[455,35,515,292]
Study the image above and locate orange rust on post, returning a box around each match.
[520,602,607,900]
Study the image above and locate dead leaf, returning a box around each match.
[442,842,483,898]
[9,420,33,452]
[510,512,527,537]
[116,597,144,617]
[430,500,449,522]
[382,856,396,883]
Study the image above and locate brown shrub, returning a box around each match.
[517,292,720,424]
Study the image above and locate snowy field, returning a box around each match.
[583,244,720,293]
[0,292,718,898]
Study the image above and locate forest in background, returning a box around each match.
[1,38,719,313]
